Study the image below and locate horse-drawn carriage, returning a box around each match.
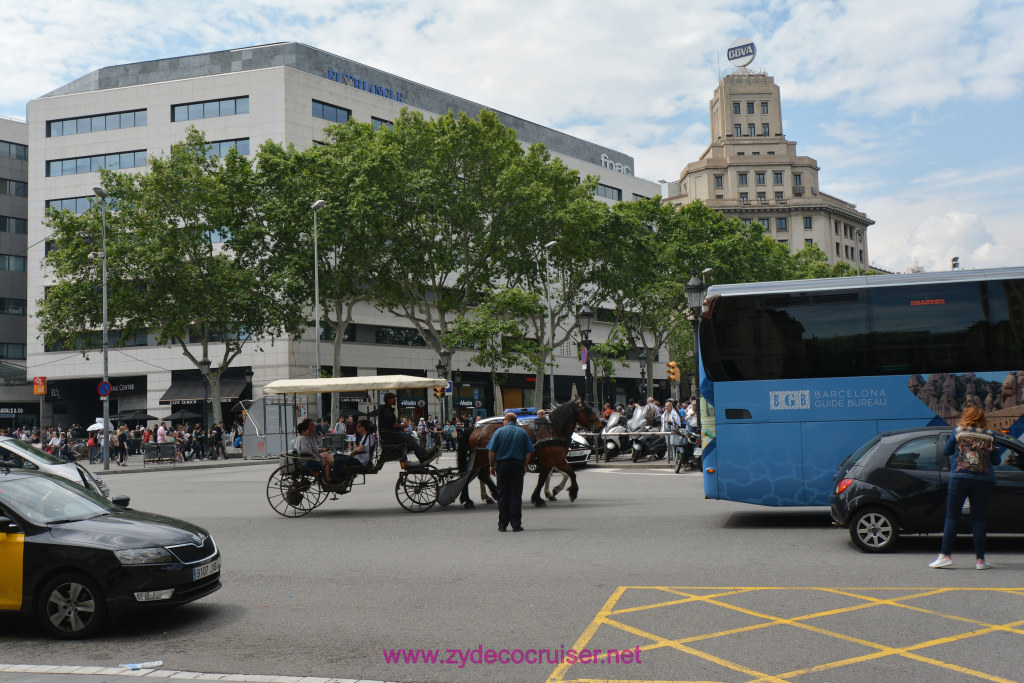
[262,375,471,516]
[258,374,604,517]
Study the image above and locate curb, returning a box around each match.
[81,458,278,476]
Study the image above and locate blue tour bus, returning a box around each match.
[697,267,1024,507]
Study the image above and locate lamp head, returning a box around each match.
[311,199,327,211]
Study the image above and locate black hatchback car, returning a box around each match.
[830,427,1024,552]
[0,469,221,638]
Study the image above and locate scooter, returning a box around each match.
[601,411,631,461]
[631,422,667,462]
[674,429,701,473]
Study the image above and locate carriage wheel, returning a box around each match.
[395,470,439,512]
[266,465,328,517]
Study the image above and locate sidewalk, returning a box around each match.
[79,451,277,476]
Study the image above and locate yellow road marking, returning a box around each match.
[548,587,1024,683]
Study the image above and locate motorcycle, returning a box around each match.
[631,421,667,462]
[674,429,701,473]
[601,411,631,461]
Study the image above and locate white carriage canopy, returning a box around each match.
[262,375,447,395]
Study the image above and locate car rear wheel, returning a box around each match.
[38,572,108,639]
[849,507,900,553]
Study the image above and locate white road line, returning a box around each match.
[0,664,400,683]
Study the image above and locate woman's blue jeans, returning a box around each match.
[940,477,994,558]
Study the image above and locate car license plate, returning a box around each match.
[193,558,220,581]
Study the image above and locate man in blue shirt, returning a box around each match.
[487,412,535,532]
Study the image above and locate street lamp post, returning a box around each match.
[436,348,451,425]
[311,199,327,418]
[684,272,708,438]
[542,240,557,407]
[639,350,647,399]
[93,187,110,471]
[576,305,594,405]
[199,355,211,432]
[452,368,462,422]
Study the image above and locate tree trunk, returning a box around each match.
[208,372,223,428]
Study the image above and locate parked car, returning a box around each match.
[0,436,109,498]
[474,408,595,470]
[830,427,1024,552]
[0,469,221,638]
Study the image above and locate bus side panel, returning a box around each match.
[716,422,804,506]
[800,420,880,506]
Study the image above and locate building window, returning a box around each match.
[0,178,27,197]
[46,197,92,214]
[375,326,427,346]
[752,151,760,156]
[773,172,783,185]
[845,245,850,258]
[172,97,248,123]
[747,102,754,114]
[738,172,748,186]
[372,117,393,130]
[775,192,784,201]
[859,249,864,262]
[206,138,251,158]
[739,192,748,201]
[714,175,723,188]
[777,218,788,232]
[761,101,769,114]
[733,124,742,137]
[0,216,27,234]
[793,174,802,186]
[835,221,841,234]
[0,140,28,159]
[757,192,766,203]
[594,184,622,201]
[759,218,770,229]
[805,238,813,247]
[0,254,27,272]
[755,172,765,185]
[47,109,147,137]
[0,343,27,360]
[0,298,26,315]
[778,239,788,248]
[46,150,147,177]
[762,123,769,136]
[803,216,812,230]
[732,102,740,115]
[632,193,649,202]
[742,218,752,226]
[736,151,745,156]
[767,151,775,155]
[312,99,350,124]
[748,123,755,137]
[836,243,841,255]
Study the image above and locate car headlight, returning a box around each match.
[114,547,176,565]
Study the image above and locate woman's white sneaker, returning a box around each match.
[976,559,992,570]
[929,554,953,568]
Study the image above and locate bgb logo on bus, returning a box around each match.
[769,390,810,410]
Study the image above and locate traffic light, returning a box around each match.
[666,361,680,382]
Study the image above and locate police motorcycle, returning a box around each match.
[600,409,631,461]
[629,406,667,463]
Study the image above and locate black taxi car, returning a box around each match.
[0,468,221,638]
[830,427,1024,552]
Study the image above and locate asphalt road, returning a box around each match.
[2,456,1022,683]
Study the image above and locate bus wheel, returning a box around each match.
[849,507,899,553]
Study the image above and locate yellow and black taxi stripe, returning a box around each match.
[0,525,25,611]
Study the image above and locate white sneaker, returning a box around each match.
[929,554,953,569]
[976,559,992,570]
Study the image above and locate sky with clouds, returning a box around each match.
[2,0,1021,274]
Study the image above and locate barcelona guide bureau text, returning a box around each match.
[770,389,888,410]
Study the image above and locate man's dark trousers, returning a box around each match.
[496,459,525,530]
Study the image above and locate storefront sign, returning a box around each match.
[0,407,25,415]
[600,154,632,176]
[326,69,404,103]
[33,377,46,395]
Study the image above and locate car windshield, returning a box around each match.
[841,435,882,469]
[1,438,62,465]
[0,475,118,525]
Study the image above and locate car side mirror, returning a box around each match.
[0,515,20,534]
[112,495,131,509]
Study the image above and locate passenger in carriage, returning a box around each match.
[292,418,330,472]
[327,419,376,479]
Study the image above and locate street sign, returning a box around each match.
[97,380,112,397]
[33,377,47,395]
[444,381,453,395]
[580,347,588,364]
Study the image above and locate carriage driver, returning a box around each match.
[378,393,440,463]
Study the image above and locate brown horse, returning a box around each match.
[456,399,603,508]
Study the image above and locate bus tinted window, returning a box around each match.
[986,278,1024,370]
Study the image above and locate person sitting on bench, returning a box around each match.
[377,393,440,463]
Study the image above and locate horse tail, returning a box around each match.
[457,427,472,473]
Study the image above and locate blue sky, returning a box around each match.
[2,0,1021,273]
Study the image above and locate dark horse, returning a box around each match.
[456,399,603,508]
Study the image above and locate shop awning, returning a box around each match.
[159,376,248,404]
